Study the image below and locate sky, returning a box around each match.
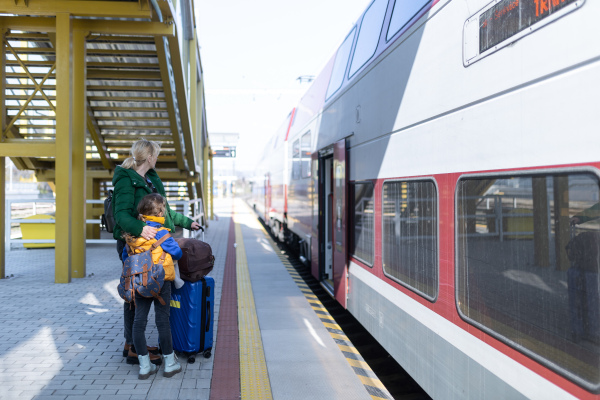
[194,0,373,174]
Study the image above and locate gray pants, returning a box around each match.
[132,281,174,356]
[117,240,135,345]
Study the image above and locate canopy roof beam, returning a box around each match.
[0,17,174,36]
[1,1,152,18]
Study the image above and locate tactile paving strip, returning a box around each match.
[209,217,240,400]
[258,224,394,400]
[235,220,274,399]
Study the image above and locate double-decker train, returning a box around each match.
[249,0,599,398]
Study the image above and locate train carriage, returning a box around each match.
[250,0,600,398]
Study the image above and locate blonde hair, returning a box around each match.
[121,139,161,170]
[121,193,167,244]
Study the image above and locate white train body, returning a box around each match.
[250,0,600,398]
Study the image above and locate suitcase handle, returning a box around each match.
[205,301,211,332]
[194,227,205,241]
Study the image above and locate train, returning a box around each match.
[248,0,599,398]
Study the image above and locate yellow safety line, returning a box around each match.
[256,222,394,400]
[235,220,273,400]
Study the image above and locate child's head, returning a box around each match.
[137,193,166,218]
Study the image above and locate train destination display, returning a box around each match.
[479,0,578,53]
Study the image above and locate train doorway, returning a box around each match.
[316,139,348,307]
[322,155,334,291]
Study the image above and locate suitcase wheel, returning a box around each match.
[203,350,211,358]
[187,355,196,364]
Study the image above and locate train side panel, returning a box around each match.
[264,0,600,398]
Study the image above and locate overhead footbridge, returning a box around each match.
[0,0,213,283]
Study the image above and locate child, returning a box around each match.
[122,193,183,380]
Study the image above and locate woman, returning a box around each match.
[112,139,200,377]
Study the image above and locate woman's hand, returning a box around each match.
[141,225,158,240]
[191,222,201,231]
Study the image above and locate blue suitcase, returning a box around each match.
[170,276,214,363]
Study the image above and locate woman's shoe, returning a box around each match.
[163,352,182,378]
[138,354,158,380]
[123,343,159,357]
[123,343,131,357]
[127,346,162,365]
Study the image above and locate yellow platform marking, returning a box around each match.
[329,332,348,341]
[256,221,394,400]
[337,344,360,355]
[235,220,273,400]
[347,358,372,370]
[318,314,335,321]
[323,321,342,330]
[358,375,389,390]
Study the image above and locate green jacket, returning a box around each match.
[111,166,192,240]
[575,202,600,224]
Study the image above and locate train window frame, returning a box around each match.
[292,138,300,180]
[348,0,389,79]
[301,131,311,179]
[463,0,584,66]
[386,0,433,43]
[454,168,600,393]
[325,27,356,101]
[381,177,439,302]
[350,180,376,268]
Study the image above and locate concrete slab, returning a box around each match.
[235,200,372,400]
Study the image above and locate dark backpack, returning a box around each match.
[175,237,215,282]
[117,233,171,305]
[101,190,116,233]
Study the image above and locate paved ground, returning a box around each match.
[0,201,231,400]
[0,198,377,400]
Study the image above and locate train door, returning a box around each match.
[311,151,320,279]
[265,173,271,222]
[332,139,347,307]
[317,139,348,307]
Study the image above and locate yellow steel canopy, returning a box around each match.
[0,0,213,282]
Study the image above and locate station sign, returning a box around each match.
[213,146,237,158]
[463,0,584,65]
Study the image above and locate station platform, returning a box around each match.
[0,198,390,400]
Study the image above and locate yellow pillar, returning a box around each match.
[1,26,6,279]
[553,176,571,271]
[0,157,4,280]
[55,13,73,283]
[189,38,198,154]
[71,30,86,278]
[203,144,209,218]
[532,177,550,267]
[210,152,214,220]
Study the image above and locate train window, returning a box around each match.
[349,0,388,78]
[301,131,311,179]
[456,171,600,391]
[350,181,375,266]
[382,180,438,300]
[386,0,431,42]
[292,139,300,180]
[325,27,356,101]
